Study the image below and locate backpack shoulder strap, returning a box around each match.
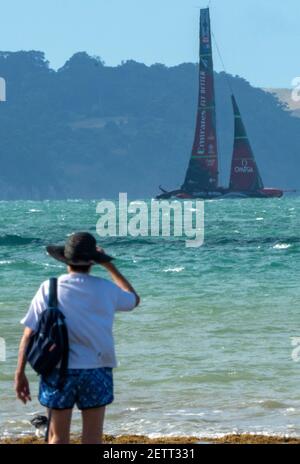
[48,277,58,308]
[58,327,69,390]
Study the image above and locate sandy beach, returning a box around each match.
[1,434,300,445]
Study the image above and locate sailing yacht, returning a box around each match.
[157,8,283,200]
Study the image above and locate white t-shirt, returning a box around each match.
[21,273,137,369]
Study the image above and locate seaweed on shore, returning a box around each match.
[1,434,300,445]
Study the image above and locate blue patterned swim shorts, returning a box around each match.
[39,368,114,410]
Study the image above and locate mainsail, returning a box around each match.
[181,8,219,193]
[229,95,264,192]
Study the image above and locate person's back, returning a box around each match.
[25,273,137,369]
[15,232,140,444]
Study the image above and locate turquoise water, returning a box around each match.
[0,197,300,438]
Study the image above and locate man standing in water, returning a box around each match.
[15,232,140,444]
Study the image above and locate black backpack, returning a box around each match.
[26,278,69,389]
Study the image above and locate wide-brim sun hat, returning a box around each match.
[46,232,113,265]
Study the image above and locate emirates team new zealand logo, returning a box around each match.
[202,14,210,46]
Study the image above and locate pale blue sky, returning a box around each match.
[0,0,299,87]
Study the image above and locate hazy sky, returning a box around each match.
[0,0,299,88]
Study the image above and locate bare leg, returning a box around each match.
[81,406,106,444]
[47,408,73,444]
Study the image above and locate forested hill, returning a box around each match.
[0,51,299,199]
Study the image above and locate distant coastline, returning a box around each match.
[0,51,300,199]
[264,88,300,118]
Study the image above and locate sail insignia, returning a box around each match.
[229,95,264,192]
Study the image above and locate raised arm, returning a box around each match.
[102,262,140,307]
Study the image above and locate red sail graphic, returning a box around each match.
[229,95,264,192]
[182,8,219,193]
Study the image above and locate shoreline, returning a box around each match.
[2,434,300,444]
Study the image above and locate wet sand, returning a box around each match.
[1,434,300,444]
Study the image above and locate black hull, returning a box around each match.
[156,189,283,200]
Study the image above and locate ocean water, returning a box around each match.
[0,197,300,439]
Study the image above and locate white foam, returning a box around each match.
[284,408,296,415]
[273,243,291,250]
[163,267,185,273]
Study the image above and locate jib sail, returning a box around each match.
[229,95,264,192]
